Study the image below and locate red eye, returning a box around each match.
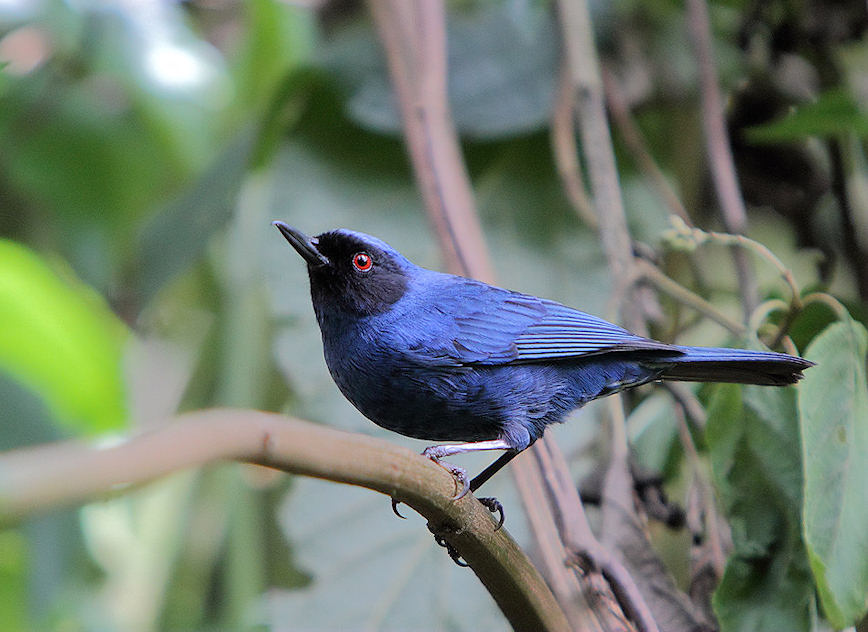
[352,252,373,272]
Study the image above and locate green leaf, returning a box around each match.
[271,477,515,631]
[798,317,868,628]
[707,384,814,632]
[0,530,28,632]
[137,128,257,304]
[233,0,314,111]
[744,88,868,143]
[0,240,128,435]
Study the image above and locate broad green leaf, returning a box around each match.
[707,384,813,632]
[0,240,128,435]
[271,476,518,631]
[744,88,868,143]
[798,317,868,628]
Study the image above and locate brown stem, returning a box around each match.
[367,0,493,280]
[601,67,692,225]
[686,0,758,320]
[367,2,608,628]
[0,409,570,632]
[551,59,598,228]
[634,259,747,337]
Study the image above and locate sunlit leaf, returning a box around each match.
[0,530,28,631]
[0,240,127,435]
[798,317,868,628]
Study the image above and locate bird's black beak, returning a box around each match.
[272,221,330,267]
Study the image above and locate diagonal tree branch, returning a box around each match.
[0,409,570,632]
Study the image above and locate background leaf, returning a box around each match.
[744,88,868,143]
[798,317,868,628]
[707,384,814,632]
[0,239,127,435]
[321,3,558,139]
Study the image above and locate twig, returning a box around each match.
[686,0,758,320]
[672,403,726,577]
[633,259,747,338]
[0,409,570,632]
[551,59,598,228]
[601,67,692,224]
[557,0,641,333]
[538,435,660,632]
[663,383,708,431]
[664,216,801,310]
[510,451,601,630]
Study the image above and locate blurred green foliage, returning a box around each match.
[1,0,867,630]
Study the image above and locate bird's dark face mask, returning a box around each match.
[275,224,408,318]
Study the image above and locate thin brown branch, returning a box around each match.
[510,450,601,631]
[686,0,758,320]
[672,403,726,577]
[367,0,493,280]
[601,67,692,225]
[368,3,627,629]
[0,409,570,632]
[557,0,641,333]
[538,435,661,632]
[552,59,598,228]
[633,259,747,338]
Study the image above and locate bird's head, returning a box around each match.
[273,222,412,317]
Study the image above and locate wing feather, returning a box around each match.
[401,275,678,366]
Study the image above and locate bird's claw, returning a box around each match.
[422,448,470,499]
[477,496,505,530]
[434,534,469,567]
[391,497,407,519]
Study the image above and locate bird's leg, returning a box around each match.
[470,451,519,492]
[390,440,516,540]
[467,451,519,531]
[422,439,515,500]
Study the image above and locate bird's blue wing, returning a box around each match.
[399,275,675,366]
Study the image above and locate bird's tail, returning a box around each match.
[657,346,814,386]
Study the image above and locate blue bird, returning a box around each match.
[274,222,813,499]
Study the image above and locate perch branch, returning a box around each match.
[686,0,758,319]
[0,409,570,632]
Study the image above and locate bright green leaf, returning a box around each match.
[798,317,868,628]
[0,240,128,435]
[0,530,28,631]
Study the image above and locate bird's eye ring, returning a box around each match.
[352,252,373,272]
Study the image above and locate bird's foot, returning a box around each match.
[477,496,505,530]
[434,534,468,567]
[428,521,468,567]
[422,447,470,499]
[391,497,407,519]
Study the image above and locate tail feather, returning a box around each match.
[657,346,814,386]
